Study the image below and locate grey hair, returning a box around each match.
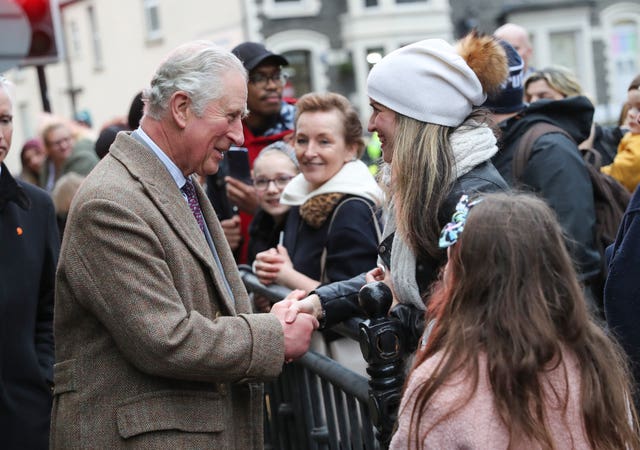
[143,40,247,120]
[0,75,15,105]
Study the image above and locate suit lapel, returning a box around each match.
[110,133,241,315]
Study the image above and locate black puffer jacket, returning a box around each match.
[491,96,601,281]
[314,160,507,349]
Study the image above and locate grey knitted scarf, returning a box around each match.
[389,124,498,310]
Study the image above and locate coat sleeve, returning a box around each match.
[313,273,367,329]
[604,189,640,395]
[35,193,59,385]
[62,197,284,383]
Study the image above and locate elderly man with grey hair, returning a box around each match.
[51,41,318,449]
[494,22,535,77]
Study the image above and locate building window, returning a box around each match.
[610,22,638,107]
[395,0,426,3]
[365,0,379,6]
[262,0,321,18]
[87,5,103,70]
[144,0,162,41]
[549,30,578,73]
[281,50,312,98]
[69,20,81,58]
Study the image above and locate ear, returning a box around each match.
[169,91,191,129]
[344,143,359,162]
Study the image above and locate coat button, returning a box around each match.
[379,245,386,253]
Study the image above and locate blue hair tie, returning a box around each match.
[438,194,483,248]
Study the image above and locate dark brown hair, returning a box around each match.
[407,192,640,449]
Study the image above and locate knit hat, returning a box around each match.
[231,42,288,72]
[366,39,487,127]
[258,140,299,168]
[483,40,525,114]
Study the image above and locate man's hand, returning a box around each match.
[220,215,242,251]
[271,300,319,362]
[226,177,259,214]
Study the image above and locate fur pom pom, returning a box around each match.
[456,31,507,96]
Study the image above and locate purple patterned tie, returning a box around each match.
[181,179,206,233]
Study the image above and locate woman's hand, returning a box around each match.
[271,245,295,285]
[366,264,399,309]
[282,293,323,323]
[253,248,285,285]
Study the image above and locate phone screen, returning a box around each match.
[227,147,252,185]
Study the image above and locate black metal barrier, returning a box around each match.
[238,266,406,450]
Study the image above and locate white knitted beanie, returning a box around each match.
[367,39,486,127]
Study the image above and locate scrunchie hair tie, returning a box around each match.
[438,194,483,248]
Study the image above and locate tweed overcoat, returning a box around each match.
[51,132,285,449]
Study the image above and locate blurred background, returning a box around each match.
[0,0,638,173]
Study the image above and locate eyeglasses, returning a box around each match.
[248,72,289,87]
[254,175,295,191]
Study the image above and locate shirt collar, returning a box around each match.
[136,126,188,189]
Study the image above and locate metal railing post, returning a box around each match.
[358,281,406,449]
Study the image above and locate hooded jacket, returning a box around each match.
[491,96,601,281]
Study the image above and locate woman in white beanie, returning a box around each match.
[287,33,509,352]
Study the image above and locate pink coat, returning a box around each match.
[390,351,591,449]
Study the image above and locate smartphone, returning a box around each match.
[227,146,252,185]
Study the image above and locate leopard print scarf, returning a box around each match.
[299,193,346,228]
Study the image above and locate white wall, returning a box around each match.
[3,0,245,173]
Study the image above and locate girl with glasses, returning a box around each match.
[247,141,299,267]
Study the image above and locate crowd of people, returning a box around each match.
[2,20,640,449]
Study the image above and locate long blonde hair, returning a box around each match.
[391,114,455,260]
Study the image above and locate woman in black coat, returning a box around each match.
[0,77,60,449]
[283,34,509,352]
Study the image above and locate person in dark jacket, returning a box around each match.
[253,92,383,292]
[523,66,627,165]
[604,186,640,408]
[283,33,509,352]
[0,77,60,449]
[485,43,601,300]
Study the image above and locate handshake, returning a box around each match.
[270,291,323,363]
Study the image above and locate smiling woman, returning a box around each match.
[253,92,383,293]
[252,91,384,373]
